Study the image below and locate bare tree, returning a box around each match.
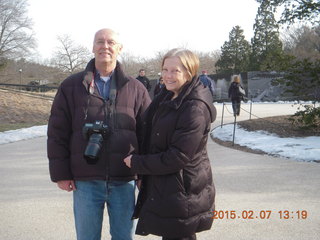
[119,51,164,78]
[52,34,91,73]
[119,51,143,77]
[0,0,36,59]
[0,57,66,85]
[282,24,320,61]
[144,50,167,79]
[197,51,220,74]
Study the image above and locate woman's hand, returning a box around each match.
[124,155,132,168]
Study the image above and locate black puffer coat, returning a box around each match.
[47,59,151,182]
[131,77,216,238]
[228,82,242,100]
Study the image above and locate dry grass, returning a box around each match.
[0,89,53,131]
[238,115,320,137]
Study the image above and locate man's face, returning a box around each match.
[139,70,145,77]
[92,29,122,64]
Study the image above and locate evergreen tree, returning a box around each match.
[251,0,285,71]
[275,58,320,100]
[215,26,251,74]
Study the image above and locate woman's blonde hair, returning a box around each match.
[161,48,199,81]
[232,75,241,83]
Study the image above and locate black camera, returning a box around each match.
[82,121,109,164]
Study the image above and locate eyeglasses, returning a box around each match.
[95,40,119,47]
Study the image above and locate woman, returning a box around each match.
[228,75,244,116]
[123,48,216,240]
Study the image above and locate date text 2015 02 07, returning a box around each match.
[211,210,308,220]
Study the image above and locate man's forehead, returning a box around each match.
[94,29,119,41]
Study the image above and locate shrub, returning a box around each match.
[289,104,320,130]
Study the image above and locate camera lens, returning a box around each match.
[83,133,104,164]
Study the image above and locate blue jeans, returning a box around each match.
[73,180,136,240]
[231,99,241,116]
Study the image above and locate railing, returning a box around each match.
[0,83,58,99]
[217,100,319,146]
[0,83,58,91]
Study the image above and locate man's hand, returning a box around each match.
[57,180,76,192]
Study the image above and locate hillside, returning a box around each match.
[0,89,53,130]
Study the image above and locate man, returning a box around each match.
[136,69,151,92]
[153,76,164,97]
[199,70,215,97]
[47,28,151,240]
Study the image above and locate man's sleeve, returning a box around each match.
[47,86,73,182]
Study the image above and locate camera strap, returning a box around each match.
[83,71,117,128]
[107,77,117,129]
[109,77,117,104]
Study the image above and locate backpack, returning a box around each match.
[238,85,245,96]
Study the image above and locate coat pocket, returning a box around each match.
[148,173,188,218]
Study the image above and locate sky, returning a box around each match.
[27,0,260,60]
[1,122,319,163]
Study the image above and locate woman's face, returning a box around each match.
[161,56,189,98]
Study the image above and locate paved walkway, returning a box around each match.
[0,103,319,240]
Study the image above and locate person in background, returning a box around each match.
[47,28,151,240]
[153,76,164,97]
[199,70,215,97]
[228,74,244,116]
[136,69,151,92]
[124,48,216,240]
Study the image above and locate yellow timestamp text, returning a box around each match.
[212,210,308,220]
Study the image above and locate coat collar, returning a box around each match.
[82,58,129,94]
[155,76,216,122]
[158,76,200,109]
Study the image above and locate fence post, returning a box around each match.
[249,100,253,120]
[232,114,237,146]
[221,102,225,128]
